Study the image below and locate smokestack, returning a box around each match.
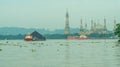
[114,17,116,29]
[91,19,93,31]
[85,23,87,30]
[104,18,107,31]
[80,19,83,30]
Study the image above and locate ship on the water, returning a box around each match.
[24,31,46,41]
[25,33,33,41]
[67,35,87,40]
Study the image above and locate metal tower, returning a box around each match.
[114,18,116,30]
[80,19,83,29]
[80,19,83,31]
[91,19,94,31]
[104,18,107,31]
[64,10,70,35]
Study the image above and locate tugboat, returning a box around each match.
[24,33,33,41]
[24,31,46,41]
[67,35,87,40]
[79,35,87,39]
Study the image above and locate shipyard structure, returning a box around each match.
[64,11,116,39]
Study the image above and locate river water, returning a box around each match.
[0,39,120,67]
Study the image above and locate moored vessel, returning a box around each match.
[67,35,87,40]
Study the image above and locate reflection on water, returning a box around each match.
[64,43,70,67]
[0,39,120,67]
[114,42,120,66]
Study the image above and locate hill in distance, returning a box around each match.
[0,27,79,35]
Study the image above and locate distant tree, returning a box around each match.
[114,23,120,42]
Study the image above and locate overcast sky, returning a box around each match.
[0,0,120,30]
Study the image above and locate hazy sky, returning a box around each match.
[0,0,120,30]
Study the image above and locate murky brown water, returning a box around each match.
[0,39,120,67]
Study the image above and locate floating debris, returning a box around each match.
[112,46,115,48]
[65,44,69,46]
[24,46,28,47]
[38,45,41,47]
[19,45,22,48]
[60,44,63,46]
[116,54,120,57]
[57,49,59,51]
[46,44,48,46]
[41,43,44,45]
[31,49,36,52]
[115,44,120,47]
[32,43,36,45]
[0,49,2,51]
[6,41,8,43]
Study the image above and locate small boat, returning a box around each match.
[25,33,33,41]
[67,35,87,40]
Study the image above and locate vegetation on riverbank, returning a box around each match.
[114,23,120,42]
